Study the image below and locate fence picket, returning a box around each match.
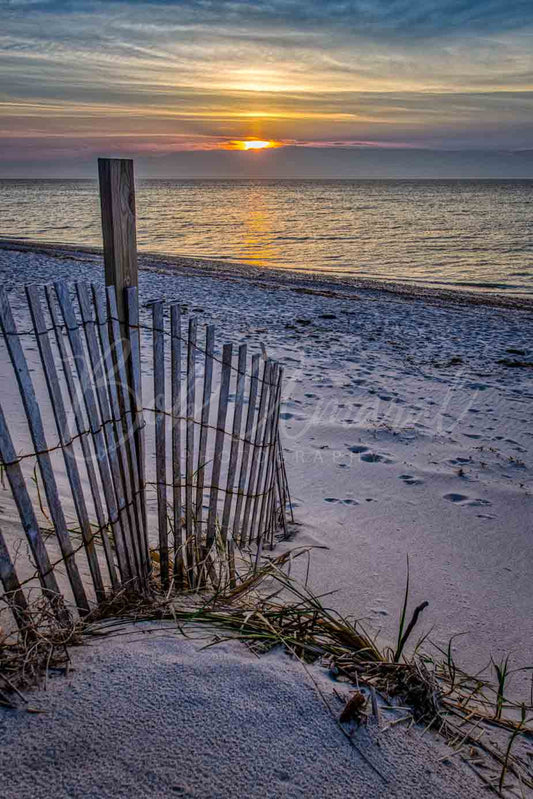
[249,363,277,542]
[54,281,132,584]
[76,281,144,584]
[220,343,247,542]
[124,287,148,549]
[256,365,282,548]
[206,344,232,548]
[0,524,31,632]
[233,353,260,545]
[152,301,169,589]
[97,285,149,578]
[240,360,272,546]
[185,317,197,584]
[270,370,285,546]
[26,284,106,602]
[0,403,68,623]
[45,286,119,590]
[0,287,90,614]
[170,304,183,581]
[278,438,293,524]
[195,325,214,533]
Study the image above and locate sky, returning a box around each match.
[1,0,533,177]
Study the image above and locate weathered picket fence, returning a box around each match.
[0,279,291,633]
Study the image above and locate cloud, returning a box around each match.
[4,1,533,37]
[1,0,532,171]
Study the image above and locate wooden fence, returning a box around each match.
[0,280,291,632]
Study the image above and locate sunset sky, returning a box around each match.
[1,0,533,176]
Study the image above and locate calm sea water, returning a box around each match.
[1,179,532,296]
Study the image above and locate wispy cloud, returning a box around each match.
[1,0,532,171]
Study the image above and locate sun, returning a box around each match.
[242,140,273,150]
[226,139,282,151]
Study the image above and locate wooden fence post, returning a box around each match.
[98,157,138,328]
[98,158,146,587]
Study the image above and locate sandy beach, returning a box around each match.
[1,631,489,799]
[1,240,532,796]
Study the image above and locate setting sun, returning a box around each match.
[227,139,282,151]
[243,140,273,150]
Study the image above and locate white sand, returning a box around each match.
[0,243,532,796]
[0,631,485,799]
[1,244,531,685]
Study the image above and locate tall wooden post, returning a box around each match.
[98,158,138,328]
[98,158,146,582]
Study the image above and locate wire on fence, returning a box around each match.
[0,280,292,634]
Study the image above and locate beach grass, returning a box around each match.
[1,544,532,795]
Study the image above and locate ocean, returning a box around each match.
[1,178,532,296]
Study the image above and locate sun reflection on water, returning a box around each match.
[242,189,275,266]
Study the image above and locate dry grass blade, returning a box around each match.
[2,545,532,795]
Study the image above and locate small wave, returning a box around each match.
[3,178,532,299]
[274,236,312,241]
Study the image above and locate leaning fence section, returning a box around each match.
[0,281,291,636]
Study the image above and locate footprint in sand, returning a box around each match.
[442,493,492,508]
[361,453,383,462]
[443,493,470,503]
[323,497,359,505]
[361,452,396,464]
[347,444,369,454]
[398,474,424,486]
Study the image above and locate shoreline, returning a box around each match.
[1,236,532,313]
